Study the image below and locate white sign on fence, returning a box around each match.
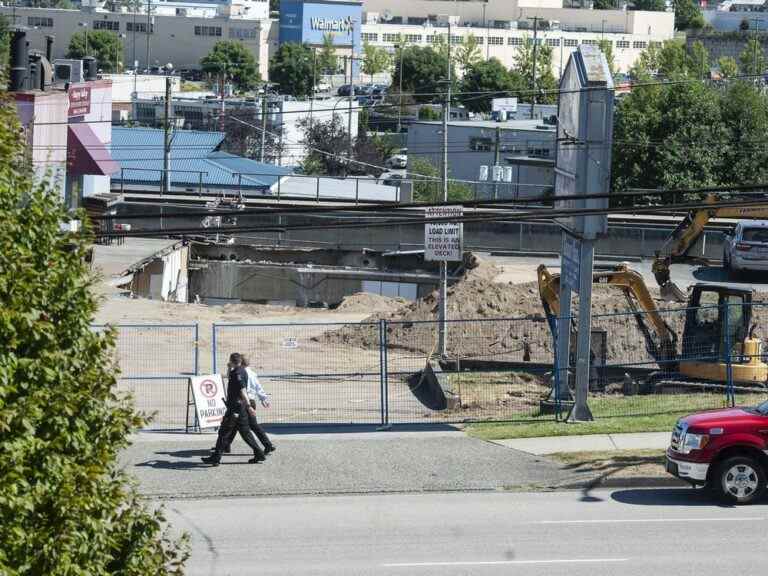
[492,97,518,113]
[425,206,463,262]
[189,374,227,428]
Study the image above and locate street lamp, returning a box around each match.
[115,33,126,73]
[78,22,89,57]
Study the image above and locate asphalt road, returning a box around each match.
[491,255,768,293]
[166,488,768,576]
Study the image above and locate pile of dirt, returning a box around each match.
[318,256,687,364]
[334,292,409,314]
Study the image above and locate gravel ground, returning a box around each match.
[122,429,572,499]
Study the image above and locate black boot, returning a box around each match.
[248,452,266,464]
[202,454,221,466]
[264,444,276,455]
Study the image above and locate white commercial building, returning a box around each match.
[1,1,675,86]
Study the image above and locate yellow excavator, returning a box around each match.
[652,193,768,302]
[537,263,768,386]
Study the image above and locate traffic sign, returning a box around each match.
[425,206,463,262]
[189,374,227,428]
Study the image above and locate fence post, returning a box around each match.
[316,177,321,203]
[194,323,199,376]
[553,316,562,421]
[212,323,217,375]
[355,178,359,206]
[377,319,391,430]
[724,302,734,406]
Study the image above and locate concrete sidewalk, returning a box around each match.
[490,431,670,455]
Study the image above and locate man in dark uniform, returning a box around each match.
[202,353,266,466]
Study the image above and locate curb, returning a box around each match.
[490,250,643,263]
[556,476,688,490]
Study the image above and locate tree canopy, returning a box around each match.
[512,38,558,104]
[362,42,391,80]
[200,40,261,91]
[269,42,314,98]
[393,45,454,103]
[408,157,473,203]
[456,34,482,74]
[66,31,123,73]
[460,58,522,113]
[674,0,706,31]
[317,33,339,75]
[0,96,187,573]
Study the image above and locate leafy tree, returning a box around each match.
[30,0,73,6]
[270,0,280,12]
[0,99,188,573]
[66,30,123,73]
[298,113,350,175]
[720,81,768,185]
[222,107,284,164]
[200,40,261,92]
[687,40,710,79]
[456,34,482,74]
[511,38,557,104]
[657,39,690,78]
[592,0,616,9]
[718,56,739,78]
[408,157,473,203]
[460,58,522,113]
[674,0,705,31]
[0,15,9,71]
[598,39,616,76]
[393,45,453,104]
[739,37,767,75]
[362,42,391,81]
[317,33,339,75]
[270,42,314,98]
[418,106,442,120]
[632,0,666,10]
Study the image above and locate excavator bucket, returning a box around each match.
[659,281,687,303]
[406,360,456,411]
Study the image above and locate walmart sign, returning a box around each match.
[310,15,354,33]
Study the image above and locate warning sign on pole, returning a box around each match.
[189,374,227,428]
[425,206,463,262]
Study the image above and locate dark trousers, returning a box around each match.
[223,403,272,451]
[213,406,264,458]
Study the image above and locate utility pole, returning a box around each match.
[163,75,172,198]
[260,85,268,162]
[347,54,355,178]
[528,16,540,105]
[751,17,761,77]
[396,42,404,133]
[146,0,152,70]
[492,125,501,200]
[438,21,452,358]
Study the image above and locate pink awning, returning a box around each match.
[67,123,120,176]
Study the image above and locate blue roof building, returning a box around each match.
[111,127,290,194]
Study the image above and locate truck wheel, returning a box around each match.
[713,456,767,505]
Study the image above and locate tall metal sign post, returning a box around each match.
[553,46,614,421]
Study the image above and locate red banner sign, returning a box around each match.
[68,85,91,117]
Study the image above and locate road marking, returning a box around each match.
[383,558,628,568]
[538,517,765,525]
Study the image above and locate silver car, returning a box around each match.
[723,220,768,277]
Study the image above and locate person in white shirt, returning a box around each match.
[216,356,275,455]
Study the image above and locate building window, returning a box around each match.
[383,33,401,43]
[126,22,153,33]
[581,39,599,46]
[27,16,53,28]
[93,20,120,31]
[470,137,493,152]
[451,35,463,45]
[362,32,378,42]
[488,36,503,45]
[633,41,648,49]
[475,36,484,44]
[649,41,662,48]
[405,34,422,43]
[508,37,522,46]
[546,38,560,47]
[564,38,578,47]
[527,148,550,158]
[616,40,630,49]
[195,26,222,37]
[229,27,257,40]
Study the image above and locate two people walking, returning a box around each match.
[202,352,275,467]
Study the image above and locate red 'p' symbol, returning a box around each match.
[200,379,217,398]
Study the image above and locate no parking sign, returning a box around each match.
[189,374,227,428]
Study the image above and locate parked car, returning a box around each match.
[723,220,768,277]
[371,84,389,98]
[666,400,768,504]
[381,173,404,187]
[386,151,408,169]
[314,81,331,92]
[337,84,352,96]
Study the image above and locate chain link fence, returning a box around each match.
[93,324,199,430]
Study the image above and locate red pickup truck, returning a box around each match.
[666,400,768,504]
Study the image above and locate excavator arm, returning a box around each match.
[653,193,768,302]
[537,264,678,368]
